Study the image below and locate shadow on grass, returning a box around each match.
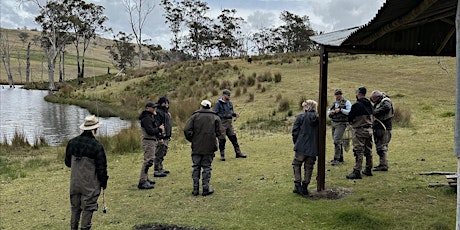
[134,223,211,230]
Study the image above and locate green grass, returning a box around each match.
[0,54,458,230]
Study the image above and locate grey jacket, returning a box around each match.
[184,109,222,155]
[292,110,319,156]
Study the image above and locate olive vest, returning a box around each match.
[329,99,348,122]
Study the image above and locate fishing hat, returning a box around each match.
[79,115,101,131]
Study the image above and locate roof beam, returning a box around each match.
[357,0,440,45]
[436,26,455,54]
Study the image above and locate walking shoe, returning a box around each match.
[362,168,373,176]
[138,181,154,189]
[346,169,362,179]
[236,153,247,158]
[154,171,167,177]
[202,187,214,196]
[373,166,388,171]
[330,160,340,166]
[147,179,156,185]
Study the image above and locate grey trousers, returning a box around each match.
[292,152,317,186]
[192,154,215,189]
[352,127,373,171]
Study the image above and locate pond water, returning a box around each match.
[0,85,132,146]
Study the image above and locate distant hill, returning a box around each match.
[0,27,157,84]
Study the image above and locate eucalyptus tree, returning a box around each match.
[276,11,316,53]
[214,9,244,58]
[66,0,107,84]
[123,0,155,69]
[18,32,31,83]
[105,32,137,70]
[35,0,72,91]
[160,0,183,52]
[0,30,14,87]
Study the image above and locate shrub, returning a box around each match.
[393,106,411,127]
[246,93,254,102]
[274,73,282,83]
[235,88,241,97]
[278,98,290,112]
[275,93,282,102]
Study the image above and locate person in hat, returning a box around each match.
[327,88,352,166]
[291,100,319,195]
[370,90,394,172]
[184,100,222,196]
[346,87,374,179]
[214,89,247,160]
[154,96,172,177]
[65,115,109,230]
[138,102,165,189]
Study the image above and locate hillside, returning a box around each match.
[0,27,157,83]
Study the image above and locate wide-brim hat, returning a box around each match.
[79,115,101,130]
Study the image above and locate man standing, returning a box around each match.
[291,100,319,195]
[214,89,247,161]
[154,97,172,177]
[370,90,394,172]
[327,88,351,166]
[346,87,374,179]
[65,115,109,230]
[138,102,165,189]
[184,100,222,196]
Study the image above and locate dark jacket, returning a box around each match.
[184,109,222,155]
[214,98,236,120]
[292,110,319,156]
[139,110,162,139]
[373,97,394,130]
[65,131,109,194]
[156,106,172,139]
[348,98,374,128]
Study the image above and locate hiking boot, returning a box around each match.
[202,187,214,196]
[138,181,154,190]
[362,168,373,176]
[161,169,170,174]
[147,179,156,185]
[301,183,309,195]
[220,151,226,161]
[373,165,388,171]
[192,187,199,196]
[330,160,340,166]
[154,171,167,177]
[346,169,362,179]
[236,153,247,158]
[292,183,302,194]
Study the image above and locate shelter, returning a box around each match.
[309,0,459,195]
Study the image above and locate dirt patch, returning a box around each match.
[304,187,352,200]
[134,223,211,230]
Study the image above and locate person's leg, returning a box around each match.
[191,154,202,196]
[225,120,247,158]
[138,140,155,189]
[303,156,317,195]
[292,152,306,194]
[346,129,363,179]
[80,191,100,230]
[70,193,82,230]
[201,153,215,196]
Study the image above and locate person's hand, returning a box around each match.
[159,139,164,144]
[159,124,165,132]
[334,108,341,113]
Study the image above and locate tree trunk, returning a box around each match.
[26,42,31,83]
[59,50,63,82]
[47,56,56,91]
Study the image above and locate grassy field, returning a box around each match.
[0,54,458,230]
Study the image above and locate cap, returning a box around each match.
[356,87,367,95]
[223,89,231,96]
[334,89,343,95]
[145,102,158,108]
[201,100,212,108]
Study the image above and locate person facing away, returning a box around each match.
[327,88,352,166]
[154,96,172,177]
[138,102,165,189]
[291,100,319,195]
[346,87,374,179]
[370,90,394,172]
[184,100,222,196]
[214,89,247,161]
[65,115,109,230]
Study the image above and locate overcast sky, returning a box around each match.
[0,0,386,50]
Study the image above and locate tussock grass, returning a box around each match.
[0,54,457,230]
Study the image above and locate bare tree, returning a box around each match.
[0,29,14,87]
[123,0,155,69]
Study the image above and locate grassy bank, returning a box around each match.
[0,54,457,229]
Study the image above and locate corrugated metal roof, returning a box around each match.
[310,0,457,56]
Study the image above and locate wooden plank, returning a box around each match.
[419,171,456,175]
[446,174,457,179]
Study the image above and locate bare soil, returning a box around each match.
[304,187,352,200]
[134,223,211,230]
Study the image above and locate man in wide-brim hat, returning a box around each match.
[65,115,109,230]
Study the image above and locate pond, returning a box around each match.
[0,85,132,146]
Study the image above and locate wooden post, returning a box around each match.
[317,46,328,192]
[455,1,460,229]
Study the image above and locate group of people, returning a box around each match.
[291,86,394,195]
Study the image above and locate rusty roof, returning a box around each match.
[310,0,458,56]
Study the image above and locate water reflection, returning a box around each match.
[0,85,132,146]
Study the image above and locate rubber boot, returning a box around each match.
[362,167,373,176]
[220,150,226,161]
[301,182,309,195]
[192,179,199,196]
[202,187,214,196]
[346,169,362,179]
[293,182,302,194]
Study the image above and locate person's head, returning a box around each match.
[145,102,158,114]
[355,86,367,99]
[222,89,231,101]
[370,90,383,103]
[157,97,169,108]
[334,88,343,100]
[302,99,318,111]
[79,115,100,135]
[200,100,212,109]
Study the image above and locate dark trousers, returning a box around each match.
[192,153,215,189]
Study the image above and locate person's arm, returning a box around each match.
[341,100,352,115]
[94,143,109,189]
[183,115,195,142]
[141,117,161,136]
[292,114,303,144]
[374,100,391,116]
[65,141,72,168]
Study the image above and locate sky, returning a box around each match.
[0,0,386,50]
